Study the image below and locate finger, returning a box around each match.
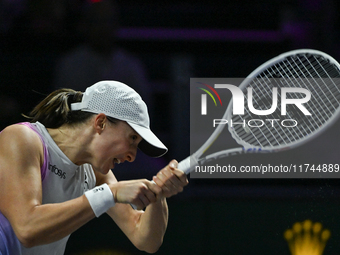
[138,194,150,208]
[153,178,171,197]
[169,159,178,170]
[152,174,172,195]
[133,187,153,209]
[145,180,162,196]
[168,168,189,185]
[155,170,183,197]
[133,196,147,210]
[130,182,157,209]
[132,191,157,210]
[155,170,175,190]
[163,167,189,193]
[143,187,158,204]
[151,160,188,198]
[168,159,188,184]
[160,168,186,188]
[173,172,189,185]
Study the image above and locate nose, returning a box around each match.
[126,148,137,162]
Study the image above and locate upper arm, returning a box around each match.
[0,125,44,227]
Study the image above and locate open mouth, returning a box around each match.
[113,158,121,164]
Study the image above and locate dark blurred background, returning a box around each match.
[1,0,340,254]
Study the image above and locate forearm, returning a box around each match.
[12,195,95,247]
[101,162,187,253]
[108,197,168,253]
[135,197,168,252]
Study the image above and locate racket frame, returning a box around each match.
[179,49,340,174]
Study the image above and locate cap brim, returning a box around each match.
[127,122,168,158]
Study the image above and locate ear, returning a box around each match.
[94,113,107,134]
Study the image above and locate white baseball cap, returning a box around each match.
[71,80,168,157]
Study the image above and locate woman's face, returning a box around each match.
[92,120,142,174]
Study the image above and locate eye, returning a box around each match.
[132,135,138,141]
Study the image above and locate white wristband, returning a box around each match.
[84,183,115,217]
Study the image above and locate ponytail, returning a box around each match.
[25,89,94,128]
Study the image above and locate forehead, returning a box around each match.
[116,121,140,137]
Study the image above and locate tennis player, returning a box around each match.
[0,80,188,255]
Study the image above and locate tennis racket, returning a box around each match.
[177,49,340,174]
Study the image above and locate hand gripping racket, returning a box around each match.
[177,49,340,174]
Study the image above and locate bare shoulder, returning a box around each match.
[0,124,43,165]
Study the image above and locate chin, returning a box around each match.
[100,168,111,175]
[93,165,111,175]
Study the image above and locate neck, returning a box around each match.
[47,125,94,165]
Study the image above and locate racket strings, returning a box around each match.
[275,59,334,142]
[279,59,328,132]
[235,74,297,147]
[295,55,340,124]
[274,54,340,139]
[263,70,309,140]
[254,72,305,146]
[304,56,340,108]
[249,77,289,146]
[231,74,278,146]
[238,70,301,147]
[232,53,340,148]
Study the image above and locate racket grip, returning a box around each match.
[177,156,198,175]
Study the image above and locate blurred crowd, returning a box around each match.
[0,0,151,129]
[0,0,165,178]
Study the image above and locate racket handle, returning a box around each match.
[177,155,198,175]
